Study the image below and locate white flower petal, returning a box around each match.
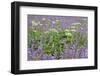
[42,18,46,21]
[65,32,72,36]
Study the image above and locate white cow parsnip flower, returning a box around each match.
[42,18,46,21]
[65,32,72,37]
[49,28,58,33]
[71,22,81,29]
[65,29,76,32]
[72,22,81,26]
[32,20,38,26]
[65,29,70,32]
[33,30,37,32]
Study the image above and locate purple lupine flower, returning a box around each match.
[62,49,76,59]
[41,54,48,60]
[47,56,56,60]
[41,54,56,60]
[79,48,88,58]
[27,48,36,60]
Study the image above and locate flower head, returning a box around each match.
[49,28,58,33]
[42,18,46,21]
[72,22,81,26]
[32,20,38,26]
[52,21,56,24]
[65,32,72,37]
